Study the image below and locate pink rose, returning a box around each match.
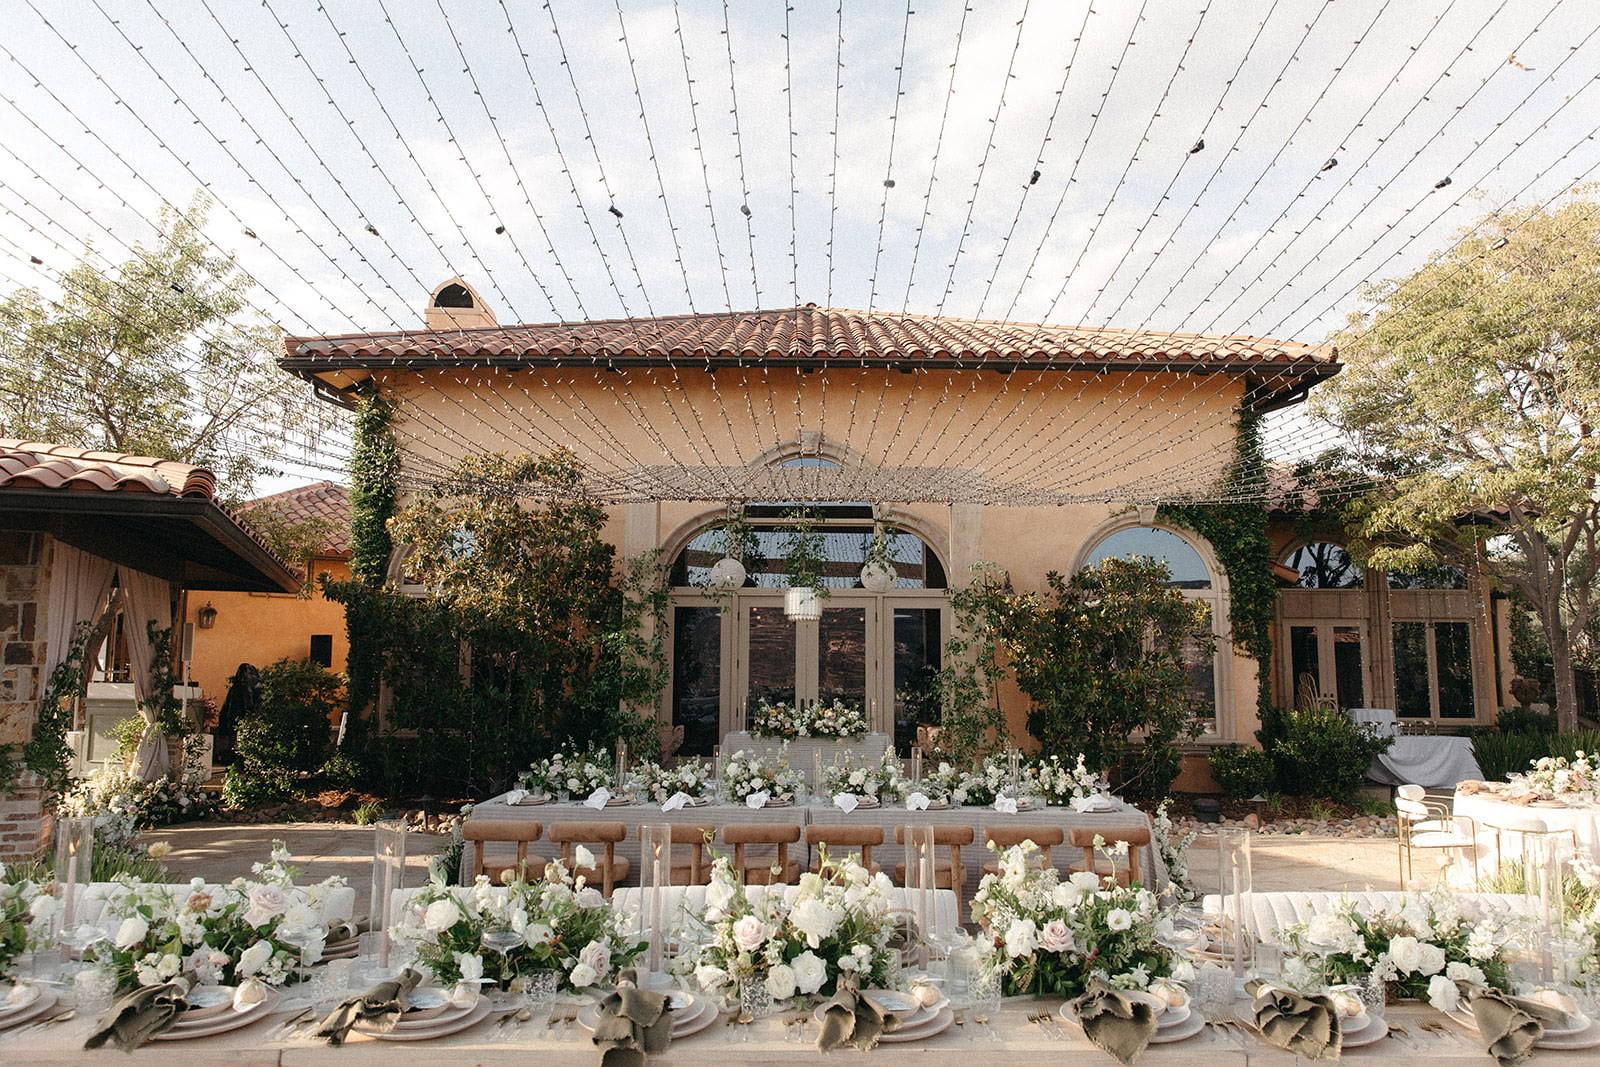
[244,884,289,927]
[732,915,769,953]
[1038,919,1075,954]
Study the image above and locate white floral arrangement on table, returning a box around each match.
[0,864,55,980]
[915,761,963,804]
[749,698,869,741]
[819,748,909,802]
[720,750,803,805]
[953,754,1039,806]
[1275,890,1519,1009]
[1032,754,1108,809]
[1509,752,1600,800]
[971,840,1182,998]
[672,851,900,1002]
[1152,800,1198,904]
[631,760,714,802]
[519,744,614,798]
[86,841,347,994]
[390,857,643,994]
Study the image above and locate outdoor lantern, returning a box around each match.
[859,560,896,592]
[708,556,747,590]
[784,585,822,621]
[196,602,218,629]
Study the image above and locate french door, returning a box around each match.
[1283,620,1368,709]
[738,598,872,715]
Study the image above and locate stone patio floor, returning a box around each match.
[142,822,1411,894]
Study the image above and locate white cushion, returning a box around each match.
[1410,830,1473,849]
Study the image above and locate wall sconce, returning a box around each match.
[196,602,218,629]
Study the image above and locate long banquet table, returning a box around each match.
[2,1000,1589,1064]
[465,793,1168,903]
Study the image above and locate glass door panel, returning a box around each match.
[1332,626,1365,709]
[1393,621,1430,718]
[817,606,867,708]
[672,606,721,756]
[1289,625,1321,706]
[891,608,942,754]
[1435,622,1475,718]
[745,605,796,709]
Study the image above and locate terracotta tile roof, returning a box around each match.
[0,439,217,498]
[240,481,351,558]
[282,305,1337,370]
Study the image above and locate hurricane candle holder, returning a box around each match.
[370,820,410,968]
[901,824,935,966]
[1219,827,1253,980]
[910,747,923,785]
[1006,747,1021,797]
[53,816,94,943]
[639,823,671,976]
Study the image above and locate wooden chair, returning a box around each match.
[722,823,801,885]
[460,818,545,885]
[1067,825,1152,887]
[805,824,884,875]
[980,825,1065,876]
[668,824,718,886]
[546,821,631,898]
[892,824,974,916]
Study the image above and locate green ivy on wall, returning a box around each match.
[6,619,97,800]
[1158,411,1281,739]
[348,389,398,588]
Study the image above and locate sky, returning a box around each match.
[1,0,1597,491]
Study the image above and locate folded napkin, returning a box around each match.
[1461,983,1567,1066]
[84,979,191,1051]
[1070,981,1160,1066]
[833,792,859,813]
[904,791,930,811]
[1246,979,1342,1061]
[326,915,371,943]
[506,788,528,804]
[1455,780,1486,795]
[993,795,1018,814]
[592,969,673,1067]
[661,791,690,812]
[585,787,613,809]
[315,968,423,1045]
[745,790,770,809]
[817,982,905,1052]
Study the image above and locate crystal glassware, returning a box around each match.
[738,975,773,1020]
[481,921,522,1003]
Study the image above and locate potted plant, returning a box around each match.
[781,507,828,620]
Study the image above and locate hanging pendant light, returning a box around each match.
[859,560,896,592]
[708,557,747,590]
[784,585,822,621]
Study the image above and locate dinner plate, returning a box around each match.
[1148,1009,1206,1044]
[924,800,950,810]
[180,985,236,1022]
[154,989,277,1040]
[577,990,717,1038]
[1338,1011,1388,1048]
[852,796,881,809]
[1536,1017,1600,1050]
[512,793,552,806]
[0,988,57,1032]
[878,1004,954,1043]
[763,798,792,808]
[810,994,938,1031]
[0,984,44,1022]
[393,992,478,1028]
[1452,1004,1589,1040]
[362,995,493,1041]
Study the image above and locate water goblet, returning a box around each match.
[277,924,327,1010]
[481,921,523,1006]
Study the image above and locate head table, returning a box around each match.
[466,791,1169,904]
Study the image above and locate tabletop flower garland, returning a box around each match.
[1,865,54,981]
[390,858,643,993]
[749,698,869,741]
[952,754,1039,806]
[520,744,615,798]
[970,840,1179,999]
[721,750,803,805]
[631,760,714,803]
[1275,891,1520,1008]
[673,850,899,1003]
[819,748,909,802]
[1508,752,1600,801]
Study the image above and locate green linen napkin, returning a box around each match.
[1461,983,1568,1066]
[1069,981,1160,1066]
[84,979,191,1051]
[315,967,422,1046]
[325,915,371,944]
[1246,979,1342,1061]
[591,970,673,1067]
[817,981,905,1052]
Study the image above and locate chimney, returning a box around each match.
[425,278,497,331]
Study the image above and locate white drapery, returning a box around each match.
[41,543,117,682]
[118,566,174,781]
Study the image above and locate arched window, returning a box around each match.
[1283,542,1364,589]
[1079,523,1222,732]
[1386,563,1468,590]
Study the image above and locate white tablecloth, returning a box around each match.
[1367,735,1482,787]
[1454,791,1600,870]
[720,731,892,787]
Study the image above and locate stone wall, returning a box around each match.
[0,532,50,860]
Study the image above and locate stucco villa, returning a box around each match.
[280,281,1515,782]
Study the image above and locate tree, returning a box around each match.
[1318,196,1600,730]
[0,195,338,500]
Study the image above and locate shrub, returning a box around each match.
[223,658,342,808]
[1207,744,1275,798]
[1473,729,1600,782]
[351,800,384,825]
[317,751,365,788]
[1268,705,1393,800]
[1496,705,1556,735]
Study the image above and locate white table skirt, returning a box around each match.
[1453,791,1600,872]
[719,731,892,787]
[1367,735,1483,787]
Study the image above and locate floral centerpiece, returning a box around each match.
[971,841,1179,998]
[915,761,962,804]
[1032,754,1106,809]
[520,744,614,798]
[673,852,900,1002]
[1,865,53,980]
[721,750,803,805]
[390,858,642,992]
[1509,752,1600,800]
[87,842,347,992]
[631,760,713,803]
[1276,891,1519,1008]
[819,749,909,802]
[952,754,1038,806]
[750,698,868,741]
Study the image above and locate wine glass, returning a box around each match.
[481,921,522,1006]
[277,924,327,1010]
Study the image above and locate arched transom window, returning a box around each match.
[1283,542,1364,589]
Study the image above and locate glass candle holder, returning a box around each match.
[738,976,773,1020]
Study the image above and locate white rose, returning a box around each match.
[1105,909,1133,932]
[1414,942,1447,976]
[424,898,463,933]
[1445,961,1485,985]
[1038,919,1074,953]
[575,887,606,909]
[1004,918,1038,958]
[694,964,729,991]
[789,899,843,948]
[578,940,611,980]
[732,915,768,953]
[524,922,555,946]
[569,962,598,988]
[766,963,798,1000]
[115,915,149,950]
[245,884,290,927]
[237,939,273,976]
[1387,936,1422,973]
[1427,975,1460,1013]
[1070,871,1102,893]
[792,950,827,994]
